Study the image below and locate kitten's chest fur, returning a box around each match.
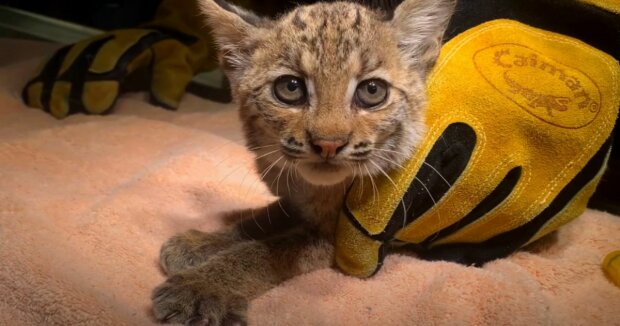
[258,158,347,236]
[291,183,347,235]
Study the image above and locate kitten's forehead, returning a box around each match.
[287,2,367,33]
[263,2,393,77]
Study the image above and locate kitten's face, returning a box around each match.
[201,0,454,186]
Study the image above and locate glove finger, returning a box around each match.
[23,81,45,110]
[149,40,194,109]
[55,38,108,116]
[22,56,50,109]
[49,81,72,118]
[58,35,109,78]
[22,45,71,111]
[150,63,193,109]
[125,49,153,77]
[59,36,115,115]
[63,30,179,114]
[65,31,162,114]
[24,36,112,116]
[85,31,172,110]
[89,29,157,75]
[603,250,620,287]
[91,30,175,79]
[81,81,121,114]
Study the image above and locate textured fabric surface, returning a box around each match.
[1,40,620,325]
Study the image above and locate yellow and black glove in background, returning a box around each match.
[22,0,217,119]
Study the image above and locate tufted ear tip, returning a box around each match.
[198,0,268,94]
[199,0,267,28]
[197,0,226,20]
[392,0,456,76]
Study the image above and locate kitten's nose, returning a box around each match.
[311,138,348,159]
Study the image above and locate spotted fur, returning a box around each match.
[206,0,455,188]
[152,1,455,324]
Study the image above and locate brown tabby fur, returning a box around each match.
[152,1,455,324]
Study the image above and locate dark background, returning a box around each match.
[0,0,160,30]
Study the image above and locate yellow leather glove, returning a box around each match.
[603,250,620,288]
[22,0,217,118]
[335,20,619,278]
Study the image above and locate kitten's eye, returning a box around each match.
[355,79,388,109]
[273,75,307,106]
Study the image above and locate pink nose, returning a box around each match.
[311,139,348,159]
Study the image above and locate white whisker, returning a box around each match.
[250,208,265,233]
[373,147,406,156]
[423,161,452,187]
[347,161,358,198]
[371,153,405,169]
[401,198,408,229]
[293,161,300,179]
[274,160,290,218]
[357,162,365,199]
[414,176,439,209]
[368,159,398,190]
[208,137,252,168]
[367,157,413,229]
[363,163,378,203]
[266,204,272,225]
[217,162,246,185]
[259,155,284,181]
[246,143,279,151]
[244,155,284,200]
[254,149,281,161]
[237,163,253,190]
[286,160,293,197]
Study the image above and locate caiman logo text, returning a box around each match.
[473,43,601,129]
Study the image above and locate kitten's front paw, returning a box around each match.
[160,230,238,275]
[152,272,248,326]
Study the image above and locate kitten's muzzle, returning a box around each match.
[311,138,348,160]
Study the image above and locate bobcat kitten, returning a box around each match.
[152,0,455,324]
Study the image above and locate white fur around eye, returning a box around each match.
[360,69,391,82]
[267,68,300,80]
[306,78,317,109]
[344,78,358,108]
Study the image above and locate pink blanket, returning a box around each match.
[1,39,619,325]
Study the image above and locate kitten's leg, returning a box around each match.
[160,200,301,274]
[152,229,333,325]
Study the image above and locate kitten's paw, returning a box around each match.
[151,273,248,326]
[160,230,239,275]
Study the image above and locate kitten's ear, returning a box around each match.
[391,0,455,77]
[199,0,266,84]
